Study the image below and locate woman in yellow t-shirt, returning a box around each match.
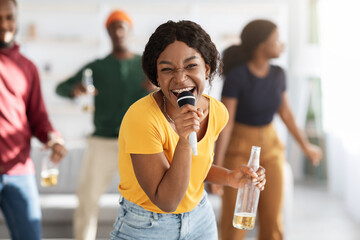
[110,20,266,240]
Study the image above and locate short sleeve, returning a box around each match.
[120,103,164,155]
[278,67,287,92]
[273,65,286,92]
[212,99,229,141]
[221,67,242,99]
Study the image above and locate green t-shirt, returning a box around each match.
[56,54,148,138]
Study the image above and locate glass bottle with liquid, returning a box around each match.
[233,146,261,230]
[81,68,95,112]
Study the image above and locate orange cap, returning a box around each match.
[105,10,133,28]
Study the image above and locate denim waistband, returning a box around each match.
[119,191,208,220]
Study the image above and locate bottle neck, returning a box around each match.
[247,146,261,171]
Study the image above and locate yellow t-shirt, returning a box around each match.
[118,93,228,213]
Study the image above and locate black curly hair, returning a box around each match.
[142,20,222,87]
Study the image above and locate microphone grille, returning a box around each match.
[177,91,195,107]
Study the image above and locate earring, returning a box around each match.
[206,76,209,80]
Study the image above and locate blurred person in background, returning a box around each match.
[212,19,323,240]
[55,9,154,240]
[0,0,66,239]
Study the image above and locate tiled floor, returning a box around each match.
[286,181,360,240]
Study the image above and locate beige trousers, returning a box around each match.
[73,136,119,240]
[220,123,285,240]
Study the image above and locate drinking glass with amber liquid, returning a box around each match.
[233,146,261,230]
[41,151,59,187]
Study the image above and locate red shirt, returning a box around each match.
[0,43,55,175]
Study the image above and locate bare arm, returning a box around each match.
[131,104,202,213]
[205,164,266,191]
[278,92,322,166]
[208,96,266,192]
[131,138,191,213]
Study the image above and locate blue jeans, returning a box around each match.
[111,192,218,240]
[0,174,42,240]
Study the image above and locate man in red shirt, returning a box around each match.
[0,0,66,239]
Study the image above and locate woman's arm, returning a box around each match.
[208,96,266,191]
[278,92,322,166]
[205,164,266,191]
[131,138,191,213]
[131,104,202,213]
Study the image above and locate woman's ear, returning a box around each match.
[205,64,211,80]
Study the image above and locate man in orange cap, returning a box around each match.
[56,9,155,240]
[106,9,133,28]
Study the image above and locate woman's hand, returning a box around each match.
[228,165,266,191]
[173,104,203,141]
[304,143,323,166]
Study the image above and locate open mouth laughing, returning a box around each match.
[171,87,195,98]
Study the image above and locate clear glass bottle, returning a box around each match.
[81,68,95,112]
[233,146,261,230]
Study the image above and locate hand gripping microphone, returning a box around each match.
[177,91,198,156]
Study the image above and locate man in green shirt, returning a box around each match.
[56,10,154,240]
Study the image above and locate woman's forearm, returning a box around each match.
[205,164,231,186]
[153,138,193,212]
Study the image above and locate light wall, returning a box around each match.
[17,0,290,140]
[17,0,321,182]
[319,0,360,222]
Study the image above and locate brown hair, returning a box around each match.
[222,19,277,75]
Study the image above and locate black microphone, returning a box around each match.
[177,91,197,156]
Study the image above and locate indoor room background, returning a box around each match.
[1,0,359,239]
